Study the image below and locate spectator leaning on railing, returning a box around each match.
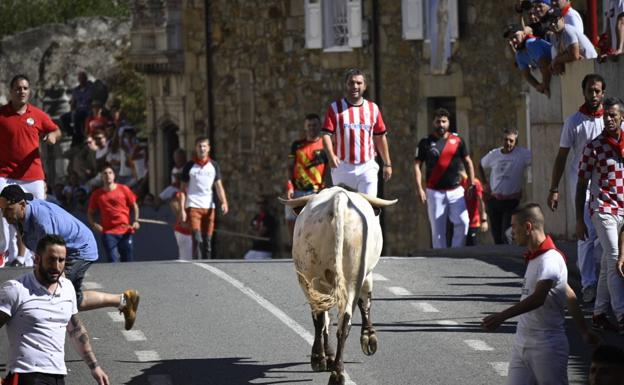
[545,7,597,75]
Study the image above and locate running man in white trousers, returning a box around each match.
[322,68,392,197]
[414,108,475,248]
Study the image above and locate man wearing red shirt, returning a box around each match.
[0,74,62,266]
[322,68,392,197]
[87,165,140,262]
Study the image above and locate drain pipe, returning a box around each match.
[204,0,216,151]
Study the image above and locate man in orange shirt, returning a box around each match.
[87,165,140,262]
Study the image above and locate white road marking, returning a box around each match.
[383,256,426,260]
[412,302,439,312]
[122,330,147,341]
[490,362,509,376]
[372,273,388,281]
[464,339,494,351]
[107,312,124,322]
[135,350,161,362]
[436,320,459,326]
[83,281,102,289]
[387,286,412,296]
[194,263,357,385]
[148,375,173,385]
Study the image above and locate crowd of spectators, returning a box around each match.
[51,71,149,213]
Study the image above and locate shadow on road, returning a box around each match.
[123,357,312,385]
[375,293,519,304]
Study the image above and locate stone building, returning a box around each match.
[128,0,590,257]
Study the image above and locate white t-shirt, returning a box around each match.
[516,249,568,347]
[480,146,531,197]
[606,0,624,50]
[559,110,604,202]
[0,273,77,375]
[551,24,598,60]
[182,160,222,209]
[564,7,584,34]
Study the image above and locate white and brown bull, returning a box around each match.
[280,186,397,385]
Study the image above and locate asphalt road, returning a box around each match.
[0,254,621,385]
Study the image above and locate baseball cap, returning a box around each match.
[543,7,563,21]
[0,185,33,209]
[532,0,552,5]
[502,24,524,39]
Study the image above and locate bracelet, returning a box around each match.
[383,165,392,168]
[549,188,558,193]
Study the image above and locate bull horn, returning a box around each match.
[278,194,314,207]
[358,192,398,207]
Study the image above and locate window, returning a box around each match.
[305,0,362,51]
[402,0,458,41]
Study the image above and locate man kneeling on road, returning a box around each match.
[482,203,598,384]
[0,234,110,384]
[0,184,139,330]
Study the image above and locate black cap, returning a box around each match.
[543,7,562,22]
[503,24,523,39]
[0,185,33,208]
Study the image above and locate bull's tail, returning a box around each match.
[295,192,349,314]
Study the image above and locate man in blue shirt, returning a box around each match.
[503,23,553,97]
[0,185,140,330]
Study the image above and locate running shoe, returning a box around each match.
[592,313,619,332]
[120,289,140,330]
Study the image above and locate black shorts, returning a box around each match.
[64,257,93,306]
[5,372,65,385]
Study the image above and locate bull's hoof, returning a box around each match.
[328,371,346,385]
[360,331,378,356]
[311,353,327,372]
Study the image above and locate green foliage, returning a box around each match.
[0,0,130,40]
[109,58,146,133]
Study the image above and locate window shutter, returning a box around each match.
[448,0,459,40]
[347,0,362,48]
[402,0,424,40]
[305,0,323,49]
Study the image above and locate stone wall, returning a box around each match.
[207,0,524,256]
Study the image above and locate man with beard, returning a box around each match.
[0,234,110,384]
[548,74,605,304]
[414,108,476,248]
[577,96,624,333]
[0,184,140,331]
[479,128,532,244]
[482,203,598,384]
[503,23,552,96]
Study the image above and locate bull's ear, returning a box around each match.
[373,207,381,216]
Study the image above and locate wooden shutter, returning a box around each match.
[305,0,323,49]
[402,0,424,40]
[347,0,362,48]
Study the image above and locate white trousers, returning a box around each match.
[0,178,45,265]
[330,159,379,196]
[174,231,193,261]
[426,186,469,249]
[591,212,624,318]
[506,336,569,385]
[578,201,600,289]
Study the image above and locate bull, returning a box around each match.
[280,186,397,385]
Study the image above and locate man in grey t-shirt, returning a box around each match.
[545,7,597,75]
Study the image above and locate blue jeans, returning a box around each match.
[101,233,134,263]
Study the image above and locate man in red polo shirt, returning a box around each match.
[0,74,62,267]
[87,165,140,263]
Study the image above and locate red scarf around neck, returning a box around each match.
[524,235,567,264]
[194,156,211,167]
[579,103,604,118]
[604,130,624,158]
[561,3,571,16]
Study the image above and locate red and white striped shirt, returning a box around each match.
[322,98,387,164]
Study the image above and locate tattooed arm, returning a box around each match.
[67,314,110,385]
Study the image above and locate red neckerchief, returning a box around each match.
[524,235,567,264]
[604,130,624,158]
[579,103,604,118]
[254,212,266,231]
[561,3,571,16]
[194,156,211,167]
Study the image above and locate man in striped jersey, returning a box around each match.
[322,68,392,197]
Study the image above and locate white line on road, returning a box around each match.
[122,330,147,342]
[464,339,494,351]
[148,375,173,385]
[386,286,412,296]
[489,362,509,376]
[436,320,459,326]
[372,273,388,281]
[107,312,124,322]
[135,350,161,362]
[194,263,357,385]
[83,281,102,289]
[412,302,440,312]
